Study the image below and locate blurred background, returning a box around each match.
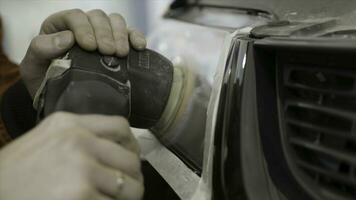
[0,0,172,63]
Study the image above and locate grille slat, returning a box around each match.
[296,160,356,186]
[286,100,356,121]
[286,119,356,142]
[285,65,356,92]
[285,83,356,96]
[290,138,356,165]
[280,61,356,199]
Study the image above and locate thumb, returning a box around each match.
[20,30,74,97]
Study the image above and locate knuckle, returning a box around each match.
[109,13,125,22]
[66,130,85,145]
[67,8,84,16]
[53,130,84,152]
[50,111,70,120]
[114,116,130,127]
[64,128,92,150]
[29,35,39,48]
[88,9,106,17]
[104,116,129,130]
[43,112,89,141]
[64,9,86,24]
[29,36,43,56]
[116,119,131,137]
[40,19,52,34]
[41,112,66,127]
[49,111,75,126]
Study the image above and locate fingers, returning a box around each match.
[108,13,130,57]
[88,137,142,181]
[92,164,144,200]
[128,28,147,50]
[87,9,116,55]
[25,30,74,63]
[47,112,144,199]
[43,112,140,154]
[8,111,142,200]
[20,31,75,97]
[41,9,146,57]
[40,9,97,50]
[75,114,140,154]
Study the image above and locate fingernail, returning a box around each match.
[54,33,72,49]
[136,38,146,49]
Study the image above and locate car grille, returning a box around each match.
[280,62,356,200]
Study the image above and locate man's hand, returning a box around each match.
[20,9,147,98]
[0,112,144,200]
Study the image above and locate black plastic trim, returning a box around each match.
[253,40,313,200]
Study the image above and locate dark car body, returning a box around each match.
[146,1,356,200]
